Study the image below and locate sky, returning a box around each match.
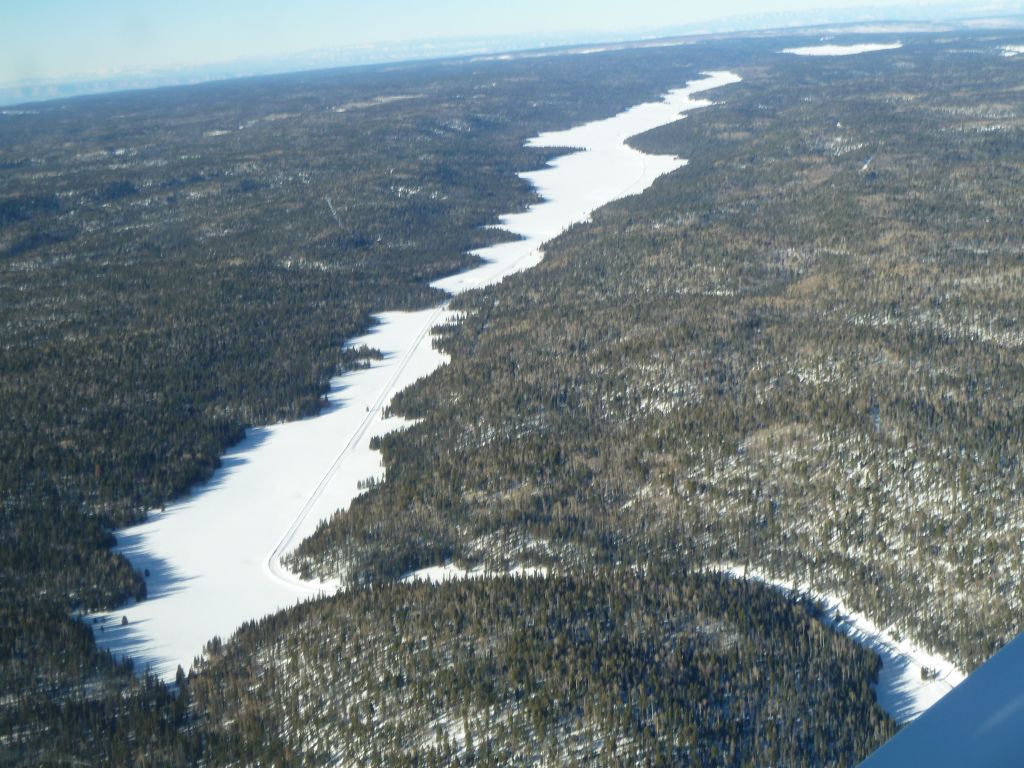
[1,0,1021,99]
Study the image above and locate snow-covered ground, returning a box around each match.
[861,630,1024,766]
[89,71,742,681]
[88,308,452,678]
[782,42,903,56]
[714,565,965,724]
[1001,45,1024,57]
[401,563,548,584]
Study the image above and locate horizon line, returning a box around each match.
[2,8,1021,109]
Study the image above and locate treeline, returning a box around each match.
[291,33,1024,672]
[186,567,894,766]
[5,567,894,765]
[0,594,202,765]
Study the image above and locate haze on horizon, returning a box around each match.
[1,0,1020,105]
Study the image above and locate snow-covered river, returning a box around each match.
[89,70,743,681]
[712,565,964,724]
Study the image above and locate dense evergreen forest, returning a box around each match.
[3,23,1021,765]
[292,32,1024,674]
[187,568,893,766]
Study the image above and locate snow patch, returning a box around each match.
[1001,45,1024,57]
[400,563,548,584]
[782,42,903,57]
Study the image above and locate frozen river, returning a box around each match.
[89,70,743,681]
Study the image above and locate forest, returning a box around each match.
[291,31,1024,675]
[187,567,893,766]
[0,37,731,697]
[3,24,1023,765]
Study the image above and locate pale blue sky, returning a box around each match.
[0,0,1018,88]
